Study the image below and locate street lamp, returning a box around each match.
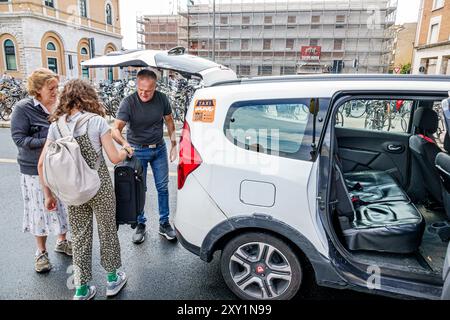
[187,1,192,51]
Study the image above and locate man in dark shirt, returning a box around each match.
[112,69,177,243]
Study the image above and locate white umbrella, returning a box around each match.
[81,48,237,86]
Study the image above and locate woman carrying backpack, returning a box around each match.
[38,79,130,300]
[10,68,71,274]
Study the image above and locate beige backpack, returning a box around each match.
[43,113,101,206]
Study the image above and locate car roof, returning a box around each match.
[212,74,450,87]
[199,74,450,100]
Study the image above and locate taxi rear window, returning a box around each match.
[224,98,330,161]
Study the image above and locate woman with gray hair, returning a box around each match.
[10,68,71,274]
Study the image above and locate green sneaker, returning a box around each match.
[106,271,127,297]
[73,285,96,300]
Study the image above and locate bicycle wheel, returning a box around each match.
[364,112,374,130]
[380,111,392,131]
[350,101,367,118]
[0,102,7,121]
[400,111,411,133]
[2,97,17,121]
[0,105,12,121]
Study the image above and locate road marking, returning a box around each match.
[0,158,178,177]
[0,158,17,164]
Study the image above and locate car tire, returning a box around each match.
[220,232,302,300]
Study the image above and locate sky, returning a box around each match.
[119,0,422,50]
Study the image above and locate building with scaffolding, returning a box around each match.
[177,0,397,76]
[137,15,179,50]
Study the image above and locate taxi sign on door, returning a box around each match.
[193,99,216,123]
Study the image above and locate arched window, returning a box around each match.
[81,47,88,55]
[46,42,56,51]
[106,4,112,25]
[41,32,66,76]
[4,39,17,71]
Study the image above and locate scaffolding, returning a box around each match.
[177,0,398,76]
[137,15,180,50]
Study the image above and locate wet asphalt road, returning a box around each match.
[0,128,383,300]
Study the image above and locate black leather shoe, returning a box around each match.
[132,223,146,244]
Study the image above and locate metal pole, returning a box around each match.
[212,0,216,61]
[187,3,190,51]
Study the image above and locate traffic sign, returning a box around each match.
[394,67,401,74]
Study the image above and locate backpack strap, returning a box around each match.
[56,115,71,138]
[56,112,103,170]
[57,112,99,138]
[74,112,98,133]
[76,112,102,170]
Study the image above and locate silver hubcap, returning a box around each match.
[229,242,292,299]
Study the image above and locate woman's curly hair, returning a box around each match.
[50,79,105,122]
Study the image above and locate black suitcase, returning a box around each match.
[114,156,145,229]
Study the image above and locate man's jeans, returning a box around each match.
[131,143,170,225]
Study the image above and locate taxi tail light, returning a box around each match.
[177,121,202,189]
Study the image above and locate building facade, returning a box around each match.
[177,0,397,77]
[0,0,123,82]
[390,23,417,73]
[412,0,450,75]
[137,15,179,50]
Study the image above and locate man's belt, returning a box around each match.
[132,141,164,149]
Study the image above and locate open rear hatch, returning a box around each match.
[81,47,237,87]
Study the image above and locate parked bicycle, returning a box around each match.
[96,76,202,122]
[157,77,202,122]
[364,100,390,131]
[0,78,28,121]
[434,101,446,144]
[96,79,136,117]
